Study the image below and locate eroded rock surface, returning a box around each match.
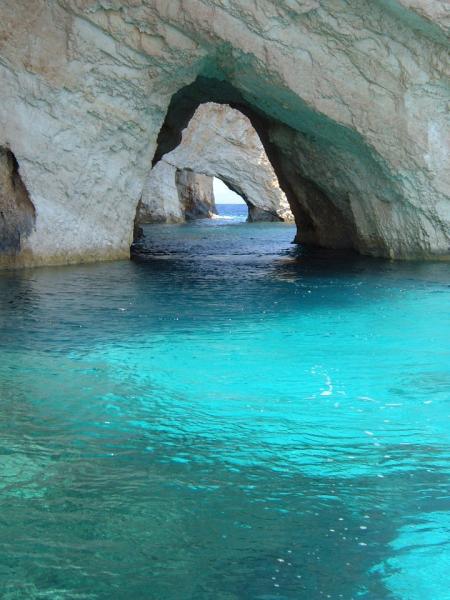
[176,169,217,221]
[137,161,183,224]
[137,161,216,223]
[0,0,448,266]
[141,103,293,224]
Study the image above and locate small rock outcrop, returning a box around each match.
[0,1,448,266]
[138,161,183,224]
[175,169,216,221]
[137,162,216,223]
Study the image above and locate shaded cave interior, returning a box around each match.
[0,147,35,255]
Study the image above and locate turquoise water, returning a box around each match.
[1,206,449,599]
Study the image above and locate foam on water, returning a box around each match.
[1,206,449,599]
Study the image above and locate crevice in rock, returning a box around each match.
[0,147,36,254]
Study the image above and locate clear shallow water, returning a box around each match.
[1,205,449,599]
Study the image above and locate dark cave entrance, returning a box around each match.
[0,147,36,255]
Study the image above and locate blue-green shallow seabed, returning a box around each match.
[0,204,449,600]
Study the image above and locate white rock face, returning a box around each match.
[0,0,448,266]
[138,160,216,223]
[175,169,217,221]
[140,103,293,223]
[138,161,184,224]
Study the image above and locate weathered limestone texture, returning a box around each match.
[137,161,216,223]
[141,103,293,223]
[137,161,183,224]
[176,169,216,221]
[0,0,448,266]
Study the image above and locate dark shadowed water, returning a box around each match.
[1,205,449,599]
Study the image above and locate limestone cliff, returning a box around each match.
[0,0,448,266]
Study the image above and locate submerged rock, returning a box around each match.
[0,0,448,266]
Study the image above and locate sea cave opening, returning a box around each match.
[132,74,417,261]
[134,99,294,242]
[213,177,247,219]
[133,74,390,264]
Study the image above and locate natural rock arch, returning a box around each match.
[0,0,448,267]
[152,74,448,258]
[141,102,293,225]
[152,77,349,246]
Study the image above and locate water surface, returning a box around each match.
[1,205,449,599]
